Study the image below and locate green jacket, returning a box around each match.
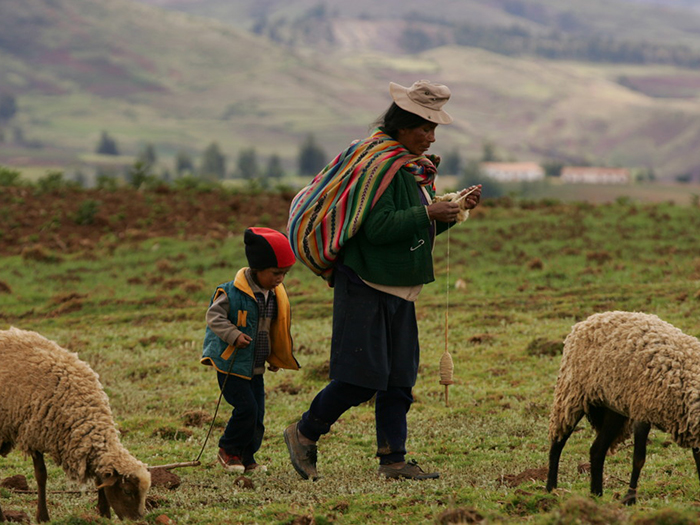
[200,268,299,379]
[342,168,451,286]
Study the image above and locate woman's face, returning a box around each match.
[396,123,438,155]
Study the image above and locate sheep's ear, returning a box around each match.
[96,470,119,489]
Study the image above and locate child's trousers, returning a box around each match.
[217,372,265,465]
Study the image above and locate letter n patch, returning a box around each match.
[237,310,247,327]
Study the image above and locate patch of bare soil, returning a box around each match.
[0,187,295,255]
[437,507,485,524]
[1,509,31,523]
[148,468,181,490]
[182,410,213,428]
[499,467,549,488]
[0,475,29,491]
[526,338,564,357]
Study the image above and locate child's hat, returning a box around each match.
[244,227,296,269]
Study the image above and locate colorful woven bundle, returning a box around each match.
[287,130,437,282]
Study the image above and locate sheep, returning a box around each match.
[0,327,151,522]
[546,311,700,505]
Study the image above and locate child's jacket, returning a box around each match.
[201,268,299,379]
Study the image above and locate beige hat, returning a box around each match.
[389,80,453,125]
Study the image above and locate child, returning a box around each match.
[201,227,299,473]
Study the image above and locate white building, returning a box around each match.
[481,162,545,182]
[561,167,631,184]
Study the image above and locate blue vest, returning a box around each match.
[200,268,298,379]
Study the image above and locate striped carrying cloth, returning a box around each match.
[287,129,438,283]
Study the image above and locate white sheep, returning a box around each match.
[0,327,151,523]
[546,311,700,505]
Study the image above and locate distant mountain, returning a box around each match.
[134,0,700,58]
[0,0,299,97]
[4,0,700,181]
[0,0,392,165]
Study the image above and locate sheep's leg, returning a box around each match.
[692,447,700,487]
[621,421,651,505]
[0,454,5,520]
[589,408,628,497]
[31,451,50,523]
[97,486,112,518]
[546,412,584,492]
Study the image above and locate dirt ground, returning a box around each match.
[0,186,296,256]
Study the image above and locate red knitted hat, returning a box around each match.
[244,227,296,269]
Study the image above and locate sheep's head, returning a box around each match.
[97,466,151,520]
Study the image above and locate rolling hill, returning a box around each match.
[136,0,700,55]
[3,0,700,181]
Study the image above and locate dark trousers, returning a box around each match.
[217,372,265,465]
[329,270,420,390]
[298,379,414,465]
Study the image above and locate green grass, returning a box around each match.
[2,197,700,523]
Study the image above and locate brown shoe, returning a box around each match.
[378,460,439,480]
[283,422,319,481]
[217,448,245,473]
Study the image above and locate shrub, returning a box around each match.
[172,175,221,192]
[96,173,120,190]
[74,199,102,225]
[35,171,79,193]
[0,166,23,186]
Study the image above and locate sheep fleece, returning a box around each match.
[0,327,147,483]
[549,311,700,449]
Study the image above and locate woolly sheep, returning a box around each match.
[546,311,700,505]
[0,327,151,523]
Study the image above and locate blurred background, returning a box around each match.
[2,0,700,201]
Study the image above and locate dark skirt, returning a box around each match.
[329,269,420,390]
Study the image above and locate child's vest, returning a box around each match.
[200,268,298,379]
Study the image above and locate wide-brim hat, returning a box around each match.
[389,80,453,125]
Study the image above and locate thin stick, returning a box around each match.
[150,350,238,471]
[444,227,451,408]
[149,461,201,470]
[446,226,450,355]
[6,462,203,497]
[190,347,239,465]
[453,186,478,204]
[10,489,88,495]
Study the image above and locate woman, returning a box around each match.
[285,80,481,480]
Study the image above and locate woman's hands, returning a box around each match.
[427,200,462,222]
[427,184,482,222]
[460,185,482,209]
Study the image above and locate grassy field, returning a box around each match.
[2,190,700,524]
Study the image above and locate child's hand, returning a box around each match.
[234,333,252,348]
[268,365,280,372]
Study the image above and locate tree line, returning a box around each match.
[449,24,700,68]
[95,131,328,183]
[399,22,700,68]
